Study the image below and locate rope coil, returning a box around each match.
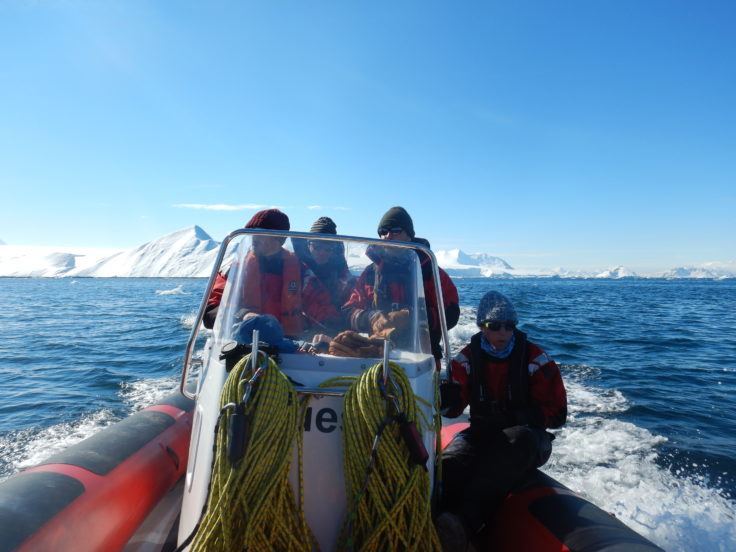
[336,361,441,552]
[189,352,317,552]
[187,354,441,551]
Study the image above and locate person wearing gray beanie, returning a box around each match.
[436,291,567,549]
[476,291,518,326]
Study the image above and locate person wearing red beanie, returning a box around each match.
[244,208,290,231]
[203,209,304,335]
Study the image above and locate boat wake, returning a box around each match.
[548,376,736,551]
[0,408,116,481]
[0,376,180,483]
[119,376,180,411]
[179,310,199,329]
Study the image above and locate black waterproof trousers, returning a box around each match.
[440,425,552,535]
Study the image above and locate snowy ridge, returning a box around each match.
[661,261,736,279]
[0,226,224,278]
[69,226,220,278]
[1,227,735,279]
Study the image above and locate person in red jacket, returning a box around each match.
[203,209,303,336]
[342,206,460,360]
[437,291,567,550]
[294,216,356,333]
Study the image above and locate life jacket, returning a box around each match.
[468,330,529,426]
[360,246,413,312]
[242,249,304,336]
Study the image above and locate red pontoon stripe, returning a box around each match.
[142,404,189,419]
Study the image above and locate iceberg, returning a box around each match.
[595,266,639,279]
[435,248,514,277]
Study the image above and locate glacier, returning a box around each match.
[0,226,734,279]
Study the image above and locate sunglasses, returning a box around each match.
[480,321,516,331]
[378,226,404,237]
[308,241,336,252]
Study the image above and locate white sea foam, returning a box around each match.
[0,378,180,482]
[0,409,117,480]
[119,376,179,410]
[155,284,188,295]
[548,378,736,551]
[180,310,199,329]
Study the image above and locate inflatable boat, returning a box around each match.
[0,229,663,552]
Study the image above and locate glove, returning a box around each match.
[439,381,462,417]
[369,312,391,335]
[370,309,410,336]
[472,411,515,436]
[328,331,385,358]
[387,309,409,330]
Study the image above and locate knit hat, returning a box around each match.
[245,209,290,231]
[234,314,298,353]
[377,206,415,238]
[310,216,337,234]
[476,291,518,326]
[412,236,431,248]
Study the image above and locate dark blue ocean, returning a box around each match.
[1,277,735,551]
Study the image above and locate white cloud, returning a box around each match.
[307,205,323,210]
[172,203,270,211]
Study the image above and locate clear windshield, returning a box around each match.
[210,230,433,358]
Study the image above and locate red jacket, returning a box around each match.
[302,267,356,329]
[447,332,567,430]
[343,246,459,358]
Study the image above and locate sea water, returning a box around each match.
[0,277,734,551]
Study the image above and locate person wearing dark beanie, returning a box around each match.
[203,208,304,336]
[310,216,337,234]
[295,216,356,332]
[377,206,415,240]
[343,206,460,361]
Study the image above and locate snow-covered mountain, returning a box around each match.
[0,245,122,277]
[0,226,223,278]
[69,226,221,278]
[660,263,736,279]
[1,227,735,279]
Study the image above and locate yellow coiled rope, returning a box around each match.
[334,361,442,552]
[189,352,317,552]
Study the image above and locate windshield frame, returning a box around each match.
[180,228,450,399]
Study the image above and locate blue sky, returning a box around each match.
[1,1,734,272]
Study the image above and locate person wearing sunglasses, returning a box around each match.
[342,206,459,360]
[436,291,567,550]
[294,216,356,333]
